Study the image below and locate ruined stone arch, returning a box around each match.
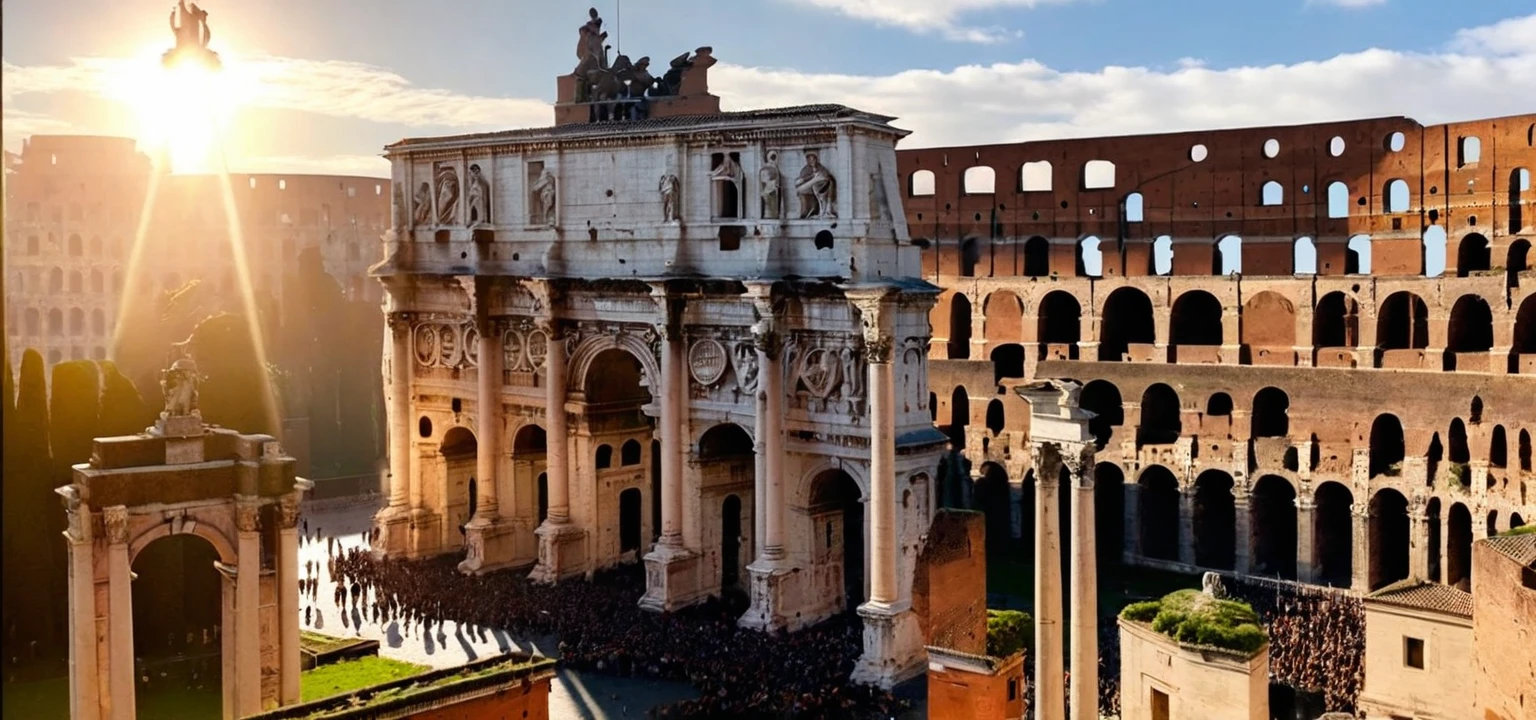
[596,444,614,469]
[982,290,1023,345]
[1376,292,1428,350]
[1312,481,1355,587]
[1250,475,1298,579]
[1241,291,1296,350]
[1097,287,1154,362]
[697,422,755,457]
[1456,232,1491,277]
[795,459,870,508]
[1509,239,1531,283]
[128,513,238,567]
[1170,290,1223,347]
[568,332,662,400]
[1446,294,1495,364]
[1314,291,1360,348]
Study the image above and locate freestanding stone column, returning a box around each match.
[387,313,413,510]
[278,497,302,705]
[59,488,100,720]
[1295,494,1316,583]
[1017,379,1099,720]
[473,314,502,522]
[234,498,262,717]
[104,506,136,720]
[868,343,898,605]
[1032,449,1066,720]
[1067,450,1098,720]
[641,288,703,612]
[532,313,583,583]
[742,294,791,630]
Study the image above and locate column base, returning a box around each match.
[638,543,705,613]
[371,506,412,557]
[528,521,587,584]
[457,518,529,575]
[405,508,444,559]
[850,599,925,690]
[737,559,795,632]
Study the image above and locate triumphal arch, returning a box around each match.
[59,355,309,719]
[369,9,944,686]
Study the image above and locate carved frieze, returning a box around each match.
[412,180,432,227]
[733,342,759,394]
[786,331,867,415]
[413,318,479,371]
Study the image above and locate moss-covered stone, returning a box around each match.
[1119,589,1268,655]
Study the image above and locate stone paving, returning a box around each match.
[297,498,696,719]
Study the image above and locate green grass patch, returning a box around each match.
[1119,588,1267,655]
[300,631,360,655]
[301,656,429,703]
[1502,524,1536,536]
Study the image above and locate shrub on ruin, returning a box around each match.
[986,609,1032,658]
[1123,589,1267,655]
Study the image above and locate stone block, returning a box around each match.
[165,437,205,465]
[156,413,205,438]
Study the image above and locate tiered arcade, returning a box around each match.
[903,113,1536,597]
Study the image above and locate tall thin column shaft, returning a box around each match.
[235,523,261,716]
[474,315,502,521]
[106,527,135,720]
[278,523,301,704]
[1069,461,1098,720]
[1034,459,1065,720]
[66,514,99,720]
[761,334,785,560]
[544,322,570,523]
[388,315,412,509]
[868,354,896,603]
[660,327,684,546]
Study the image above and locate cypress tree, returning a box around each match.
[98,360,154,437]
[1,355,16,658]
[190,312,276,435]
[9,350,53,650]
[49,360,102,480]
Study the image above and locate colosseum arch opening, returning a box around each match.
[1095,462,1125,567]
[808,469,865,613]
[949,293,972,359]
[1313,292,1360,349]
[948,385,970,448]
[1097,287,1154,362]
[1250,475,1298,580]
[1023,236,1050,277]
[1137,383,1182,445]
[1377,292,1429,351]
[1079,380,1123,449]
[1314,481,1354,587]
[1192,470,1236,570]
[1170,290,1223,358]
[1447,502,1473,592]
[1369,414,1406,477]
[1446,294,1494,370]
[1252,387,1290,438]
[1426,496,1442,582]
[1241,291,1296,359]
[1369,488,1410,590]
[1456,232,1491,277]
[440,426,479,543]
[975,462,1013,560]
[1037,290,1081,361]
[1137,466,1180,562]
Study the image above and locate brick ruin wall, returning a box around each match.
[899,113,1536,591]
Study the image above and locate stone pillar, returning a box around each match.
[531,313,583,583]
[278,497,302,705]
[1233,492,1253,576]
[1294,494,1315,583]
[742,304,792,631]
[104,506,135,720]
[375,312,414,556]
[463,307,517,574]
[234,498,262,717]
[1032,448,1067,720]
[1410,498,1430,581]
[1351,502,1371,591]
[1178,489,1195,567]
[1067,449,1098,720]
[850,290,921,688]
[60,489,99,720]
[640,289,702,612]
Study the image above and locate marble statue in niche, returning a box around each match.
[466,163,491,226]
[759,150,783,220]
[710,153,744,219]
[659,173,681,222]
[435,165,460,225]
[531,169,558,226]
[412,181,433,227]
[796,151,837,219]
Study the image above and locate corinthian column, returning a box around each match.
[757,326,785,561]
[234,498,262,717]
[104,506,136,720]
[277,496,302,705]
[544,318,570,523]
[472,311,502,523]
[867,329,898,604]
[1067,448,1098,720]
[1031,448,1066,720]
[386,312,413,510]
[59,488,99,720]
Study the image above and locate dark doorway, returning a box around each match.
[1448,502,1473,592]
[1193,471,1236,570]
[1024,236,1050,277]
[650,439,662,542]
[1080,380,1123,450]
[1314,482,1354,587]
[1095,463,1126,567]
[811,470,864,612]
[721,495,742,590]
[620,488,642,556]
[976,463,1014,557]
[1138,384,1182,445]
[1369,489,1410,590]
[537,473,549,524]
[1251,476,1298,579]
[132,535,223,718]
[1098,288,1154,362]
[949,294,973,359]
[1427,497,1442,583]
[1138,466,1180,562]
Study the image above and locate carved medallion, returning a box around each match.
[414,325,437,366]
[527,329,550,369]
[504,329,526,372]
[688,338,729,386]
[799,347,840,398]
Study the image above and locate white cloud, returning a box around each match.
[782,0,1076,43]
[2,12,1533,176]
[711,14,1536,149]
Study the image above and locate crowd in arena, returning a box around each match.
[1226,577,1365,714]
[317,537,907,718]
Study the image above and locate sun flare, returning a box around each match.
[101,45,250,174]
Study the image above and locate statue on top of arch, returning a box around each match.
[163,0,221,69]
[156,339,205,437]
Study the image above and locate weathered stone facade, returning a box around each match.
[4,134,390,372]
[904,114,1536,597]
[60,407,309,719]
[371,24,944,687]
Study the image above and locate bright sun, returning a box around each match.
[102,45,250,174]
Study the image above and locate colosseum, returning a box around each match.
[4,134,390,370]
[897,113,1535,595]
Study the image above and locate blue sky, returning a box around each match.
[3,0,1533,176]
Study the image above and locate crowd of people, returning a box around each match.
[1226,576,1364,714]
[323,545,908,718]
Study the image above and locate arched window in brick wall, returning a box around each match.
[1020,162,1052,192]
[1251,476,1298,579]
[948,386,970,448]
[1511,168,1530,231]
[1124,192,1144,223]
[1315,482,1355,587]
[1215,235,1242,275]
[1423,226,1448,277]
[1137,465,1180,562]
[1138,383,1182,445]
[1490,425,1508,468]
[1447,502,1472,592]
[1170,290,1222,347]
[1369,488,1410,590]
[1261,181,1283,206]
[1037,291,1081,359]
[68,271,82,293]
[960,238,981,277]
[1385,179,1410,213]
[1193,470,1236,570]
[1152,236,1173,276]
[909,170,935,197]
[1516,295,1536,360]
[1252,387,1290,438]
[596,444,613,470]
[1083,160,1115,190]
[1509,240,1531,287]
[1327,182,1350,219]
[1241,291,1296,351]
[49,267,63,293]
[1077,236,1104,278]
[1377,292,1428,350]
[963,166,995,195]
[1346,235,1372,275]
[621,439,642,466]
[1446,295,1494,370]
[1080,380,1122,450]
[69,308,85,336]
[1369,414,1405,477]
[1293,237,1318,275]
[1314,292,1359,348]
[985,399,1004,435]
[1449,418,1471,465]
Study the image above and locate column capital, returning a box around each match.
[57,486,91,544]
[387,311,415,333]
[278,494,301,530]
[649,285,686,342]
[752,326,783,357]
[849,289,897,365]
[1030,443,1064,487]
[1294,495,1316,512]
[103,505,129,545]
[234,496,262,533]
[1060,443,1098,489]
